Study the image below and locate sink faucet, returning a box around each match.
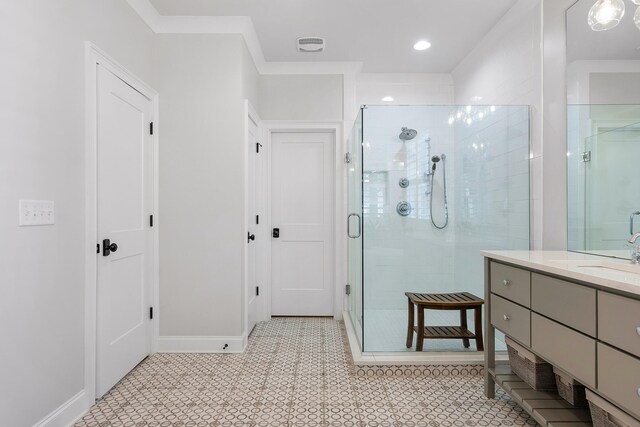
[629,233,640,264]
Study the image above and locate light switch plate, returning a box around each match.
[19,200,55,226]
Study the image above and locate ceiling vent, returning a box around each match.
[296,37,325,53]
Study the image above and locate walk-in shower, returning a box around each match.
[346,105,530,353]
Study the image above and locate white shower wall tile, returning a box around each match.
[363,106,458,317]
[452,106,530,301]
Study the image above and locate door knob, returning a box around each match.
[273,228,280,238]
[247,233,255,243]
[102,239,118,257]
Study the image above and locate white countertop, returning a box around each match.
[481,250,640,297]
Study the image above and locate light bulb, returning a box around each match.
[635,6,640,30]
[413,40,431,51]
[588,0,625,31]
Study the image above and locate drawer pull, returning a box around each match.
[636,326,640,337]
[637,387,640,397]
[503,279,511,286]
[503,314,510,321]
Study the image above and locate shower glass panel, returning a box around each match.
[346,105,530,353]
[347,109,364,345]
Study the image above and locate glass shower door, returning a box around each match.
[347,110,363,349]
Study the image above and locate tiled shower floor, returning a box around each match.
[75,318,535,427]
[363,310,508,352]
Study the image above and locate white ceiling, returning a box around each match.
[567,0,640,63]
[148,0,519,73]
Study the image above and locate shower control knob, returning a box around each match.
[503,315,510,321]
[503,279,511,286]
[396,201,412,217]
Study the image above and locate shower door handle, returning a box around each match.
[347,213,361,239]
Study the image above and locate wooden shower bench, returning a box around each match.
[405,292,484,351]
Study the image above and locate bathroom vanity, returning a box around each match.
[483,250,640,426]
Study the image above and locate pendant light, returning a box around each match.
[588,0,626,31]
[630,0,640,30]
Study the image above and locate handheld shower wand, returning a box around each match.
[429,154,448,229]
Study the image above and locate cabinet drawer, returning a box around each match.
[531,313,595,388]
[491,294,531,347]
[490,262,531,307]
[531,273,596,336]
[599,292,640,358]
[598,343,640,420]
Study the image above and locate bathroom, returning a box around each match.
[2,0,640,426]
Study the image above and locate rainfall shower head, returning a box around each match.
[399,127,417,141]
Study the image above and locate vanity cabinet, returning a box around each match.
[483,254,640,425]
[598,292,640,357]
[490,262,531,307]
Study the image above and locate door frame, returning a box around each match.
[84,42,159,404]
[261,121,346,320]
[243,100,263,337]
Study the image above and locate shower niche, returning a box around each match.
[346,105,531,353]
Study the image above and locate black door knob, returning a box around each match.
[247,233,255,243]
[102,239,118,256]
[272,228,280,238]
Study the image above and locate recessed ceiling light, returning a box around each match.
[381,96,394,102]
[413,40,431,51]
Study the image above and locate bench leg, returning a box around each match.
[474,306,484,351]
[416,306,425,352]
[460,309,470,348]
[406,299,414,348]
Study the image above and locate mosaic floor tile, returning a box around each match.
[74,318,537,426]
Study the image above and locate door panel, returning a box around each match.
[247,112,260,333]
[96,65,153,397]
[271,132,334,316]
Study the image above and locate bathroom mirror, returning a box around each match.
[566,0,640,259]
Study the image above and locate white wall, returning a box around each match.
[258,74,343,121]
[356,73,454,107]
[242,40,261,111]
[452,0,542,248]
[155,34,255,342]
[0,1,156,426]
[567,60,640,104]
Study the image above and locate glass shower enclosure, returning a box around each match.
[347,105,531,353]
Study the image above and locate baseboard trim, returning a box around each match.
[34,390,87,427]
[158,335,247,353]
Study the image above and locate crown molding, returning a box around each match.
[125,0,363,75]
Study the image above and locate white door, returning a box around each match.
[271,131,334,316]
[96,65,153,397]
[246,110,261,333]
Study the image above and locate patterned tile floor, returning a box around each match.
[75,318,537,427]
